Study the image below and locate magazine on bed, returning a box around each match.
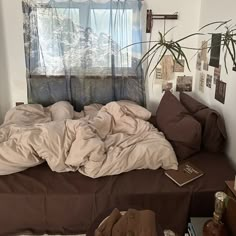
[165,162,204,187]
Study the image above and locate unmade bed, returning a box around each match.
[0,151,234,236]
[0,92,235,235]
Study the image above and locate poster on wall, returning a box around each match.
[196,53,202,71]
[215,80,226,104]
[214,65,221,84]
[199,73,205,93]
[173,59,185,72]
[154,67,163,84]
[200,40,208,62]
[206,74,212,88]
[161,55,174,81]
[162,81,173,92]
[176,76,193,92]
[203,60,209,71]
[209,34,222,68]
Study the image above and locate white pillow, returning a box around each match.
[117,100,151,120]
[48,101,74,121]
[3,104,51,126]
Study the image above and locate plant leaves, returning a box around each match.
[149,48,167,76]
[175,33,203,43]
[224,49,228,74]
[144,46,162,79]
[225,41,235,72]
[215,20,232,30]
[138,44,162,69]
[163,26,177,38]
[170,44,191,71]
[121,41,160,50]
[138,43,159,66]
[230,38,236,65]
[199,20,231,31]
[168,47,183,67]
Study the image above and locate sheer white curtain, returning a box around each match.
[22,0,145,110]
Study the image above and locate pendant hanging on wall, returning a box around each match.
[209,34,222,68]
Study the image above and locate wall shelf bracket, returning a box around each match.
[146,9,178,33]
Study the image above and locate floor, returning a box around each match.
[19,235,85,236]
[19,231,176,236]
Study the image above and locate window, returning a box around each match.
[34,2,137,76]
[91,9,133,68]
[22,0,145,108]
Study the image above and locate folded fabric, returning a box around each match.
[95,209,122,236]
[95,209,158,236]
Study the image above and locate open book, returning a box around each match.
[165,162,204,187]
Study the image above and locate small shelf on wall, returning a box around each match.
[146,9,178,33]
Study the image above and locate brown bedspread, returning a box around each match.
[0,151,235,236]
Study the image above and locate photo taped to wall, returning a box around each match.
[196,53,202,71]
[215,80,226,104]
[173,59,185,72]
[199,73,205,93]
[214,65,221,84]
[209,34,222,68]
[206,74,212,88]
[203,60,209,71]
[154,67,163,84]
[176,76,193,92]
[161,55,174,81]
[162,81,173,92]
[201,40,208,62]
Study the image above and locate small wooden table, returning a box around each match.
[225,180,236,200]
[224,180,236,235]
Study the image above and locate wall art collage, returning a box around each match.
[155,55,193,93]
[196,40,227,104]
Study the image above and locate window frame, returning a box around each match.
[33,1,140,76]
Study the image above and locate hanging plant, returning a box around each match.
[199,20,236,73]
[123,20,236,77]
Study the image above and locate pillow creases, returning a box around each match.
[179,92,227,152]
[156,91,202,161]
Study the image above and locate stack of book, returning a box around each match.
[187,222,196,236]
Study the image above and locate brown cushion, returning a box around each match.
[179,92,207,113]
[156,91,202,161]
[179,92,227,152]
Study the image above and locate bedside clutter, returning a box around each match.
[187,188,236,236]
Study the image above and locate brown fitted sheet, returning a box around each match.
[0,151,235,236]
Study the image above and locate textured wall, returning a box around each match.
[195,0,236,167]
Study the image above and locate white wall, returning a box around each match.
[145,0,202,113]
[0,0,27,123]
[196,0,236,167]
[0,1,11,123]
[0,0,201,116]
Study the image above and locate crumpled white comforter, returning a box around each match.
[0,101,178,178]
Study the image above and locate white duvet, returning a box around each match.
[0,101,178,177]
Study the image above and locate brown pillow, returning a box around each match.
[179,92,227,152]
[179,92,207,113]
[156,91,202,161]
